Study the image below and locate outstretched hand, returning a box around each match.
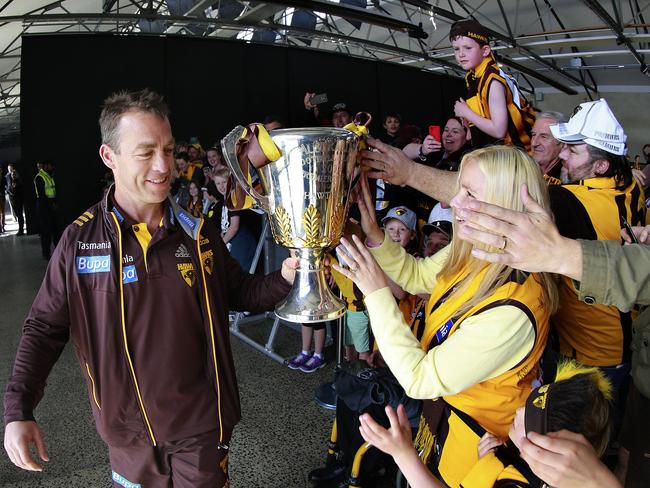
[454,184,581,278]
[332,235,387,297]
[359,405,413,459]
[361,137,415,187]
[355,173,384,246]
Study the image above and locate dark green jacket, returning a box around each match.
[577,239,650,397]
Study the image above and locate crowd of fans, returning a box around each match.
[153,19,649,488]
[301,19,647,488]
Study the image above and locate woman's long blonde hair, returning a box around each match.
[438,145,559,316]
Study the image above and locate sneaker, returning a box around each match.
[299,355,326,373]
[287,352,312,370]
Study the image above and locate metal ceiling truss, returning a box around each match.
[5,11,459,72]
[0,0,649,144]
[531,0,597,100]
[581,0,649,75]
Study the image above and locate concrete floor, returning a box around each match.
[0,215,344,487]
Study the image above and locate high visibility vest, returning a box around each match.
[35,169,56,198]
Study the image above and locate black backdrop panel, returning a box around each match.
[21,34,463,227]
[287,48,379,126]
[376,62,466,133]
[165,36,246,148]
[242,43,290,126]
[21,35,166,230]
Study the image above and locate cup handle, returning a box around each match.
[221,125,270,212]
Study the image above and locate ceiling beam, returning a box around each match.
[208,4,286,38]
[581,0,649,75]
[259,0,427,37]
[4,12,458,71]
[515,33,650,50]
[102,0,119,14]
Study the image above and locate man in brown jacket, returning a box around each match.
[3,89,296,487]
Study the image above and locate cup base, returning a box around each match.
[274,305,345,324]
[274,266,345,323]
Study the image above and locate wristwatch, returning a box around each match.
[418,145,428,162]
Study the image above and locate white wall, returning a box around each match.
[537,92,650,159]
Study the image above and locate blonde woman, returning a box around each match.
[334,146,558,487]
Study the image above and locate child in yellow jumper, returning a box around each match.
[450,19,535,151]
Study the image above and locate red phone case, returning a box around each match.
[428,125,441,142]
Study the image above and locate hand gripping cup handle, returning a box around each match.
[221,117,372,323]
[221,124,278,213]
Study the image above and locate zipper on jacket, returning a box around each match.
[196,220,224,443]
[85,362,101,410]
[110,212,157,446]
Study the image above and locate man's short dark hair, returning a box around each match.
[206,180,220,199]
[99,88,169,152]
[383,112,402,123]
[263,114,285,127]
[587,144,632,190]
[175,151,189,162]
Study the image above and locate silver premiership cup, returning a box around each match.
[222,126,360,323]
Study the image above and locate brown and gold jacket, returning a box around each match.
[4,186,290,447]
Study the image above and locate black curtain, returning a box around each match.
[21,34,463,228]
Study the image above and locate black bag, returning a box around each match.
[335,362,421,425]
[332,362,422,480]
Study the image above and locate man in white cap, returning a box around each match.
[544,99,646,408]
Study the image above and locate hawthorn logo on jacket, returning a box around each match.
[177,262,196,287]
[202,249,214,275]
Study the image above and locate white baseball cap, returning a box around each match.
[549,98,627,156]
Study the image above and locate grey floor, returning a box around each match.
[0,214,339,487]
